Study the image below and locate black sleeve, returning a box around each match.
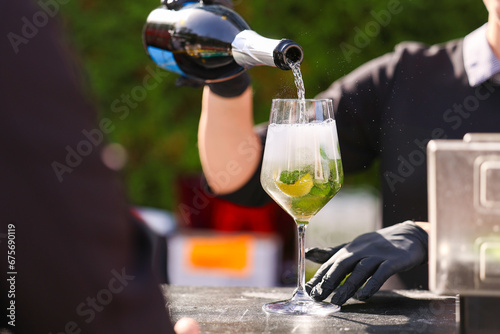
[316,45,405,173]
[0,1,174,333]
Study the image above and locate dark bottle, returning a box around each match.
[143,0,304,83]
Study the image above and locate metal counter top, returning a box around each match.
[163,285,457,333]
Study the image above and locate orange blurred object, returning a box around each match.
[187,234,253,276]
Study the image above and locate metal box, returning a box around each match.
[428,133,500,296]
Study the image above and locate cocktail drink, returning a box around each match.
[261,120,342,223]
[261,98,343,315]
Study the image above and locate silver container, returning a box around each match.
[428,133,500,297]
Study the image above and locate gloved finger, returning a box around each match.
[355,261,395,301]
[330,257,381,305]
[305,248,350,294]
[305,261,333,294]
[305,244,347,264]
[309,256,358,301]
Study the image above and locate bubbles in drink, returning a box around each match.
[264,120,339,167]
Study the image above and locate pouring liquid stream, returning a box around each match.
[287,59,306,123]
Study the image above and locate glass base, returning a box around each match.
[263,292,340,315]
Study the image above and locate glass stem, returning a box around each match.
[293,222,309,301]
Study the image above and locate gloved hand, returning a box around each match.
[175,72,250,98]
[207,72,251,98]
[305,221,428,306]
[175,76,204,88]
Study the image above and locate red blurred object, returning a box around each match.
[175,174,296,277]
[211,199,281,233]
[176,174,294,231]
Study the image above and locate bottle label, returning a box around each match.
[147,46,185,76]
[232,30,280,68]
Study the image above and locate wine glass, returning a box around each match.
[260,98,343,315]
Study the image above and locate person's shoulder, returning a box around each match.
[392,39,463,61]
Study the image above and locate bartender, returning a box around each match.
[197,0,500,306]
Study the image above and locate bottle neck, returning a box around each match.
[231,30,303,70]
[273,39,304,70]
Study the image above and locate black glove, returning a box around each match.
[175,72,250,98]
[175,76,204,88]
[207,72,251,98]
[305,221,428,306]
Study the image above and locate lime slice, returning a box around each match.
[276,173,313,197]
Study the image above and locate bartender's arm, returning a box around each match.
[198,76,262,195]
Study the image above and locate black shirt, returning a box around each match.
[320,40,500,229]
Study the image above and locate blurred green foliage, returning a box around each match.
[59,0,487,211]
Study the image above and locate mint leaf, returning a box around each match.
[291,194,332,215]
[309,182,331,196]
[279,170,307,184]
[320,146,329,160]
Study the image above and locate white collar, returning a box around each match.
[463,23,500,86]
